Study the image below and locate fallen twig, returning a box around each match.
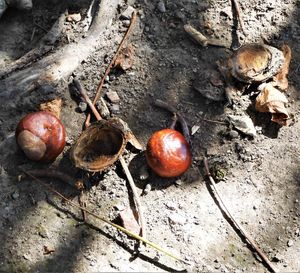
[119,156,147,239]
[184,24,228,48]
[85,10,137,128]
[77,79,146,239]
[22,170,187,264]
[200,117,228,125]
[20,168,83,190]
[231,0,246,35]
[154,99,191,146]
[203,157,278,273]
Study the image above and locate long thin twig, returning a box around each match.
[77,80,146,239]
[231,0,246,35]
[119,156,146,239]
[203,157,278,273]
[22,170,187,264]
[154,99,191,146]
[85,10,137,128]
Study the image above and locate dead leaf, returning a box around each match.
[114,45,134,71]
[228,114,257,137]
[273,44,291,90]
[119,208,141,235]
[256,83,289,126]
[39,98,62,118]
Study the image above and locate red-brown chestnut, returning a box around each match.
[15,111,66,162]
[146,128,192,178]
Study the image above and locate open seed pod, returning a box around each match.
[230,44,285,83]
[70,117,142,172]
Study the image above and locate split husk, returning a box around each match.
[70,117,142,172]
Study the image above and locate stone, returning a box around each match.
[106,91,120,103]
[78,101,87,112]
[287,239,294,247]
[157,1,166,13]
[120,6,135,20]
[168,213,186,225]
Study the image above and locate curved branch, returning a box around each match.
[0,0,120,99]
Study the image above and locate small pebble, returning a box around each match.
[228,130,239,139]
[78,101,87,112]
[106,91,120,103]
[168,213,186,225]
[287,239,294,247]
[11,191,19,200]
[66,13,81,22]
[120,6,135,20]
[157,1,166,13]
[109,104,120,114]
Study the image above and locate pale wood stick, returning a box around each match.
[203,157,278,273]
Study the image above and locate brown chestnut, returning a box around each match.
[146,128,192,178]
[15,111,66,162]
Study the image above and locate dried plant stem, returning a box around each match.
[22,170,186,264]
[203,157,278,273]
[73,78,102,121]
[85,10,138,128]
[78,82,146,240]
[119,156,146,239]
[21,169,81,190]
[231,0,246,35]
[154,99,191,146]
[184,24,227,48]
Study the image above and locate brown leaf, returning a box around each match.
[119,208,141,235]
[273,44,291,90]
[114,45,134,71]
[256,83,289,126]
[39,98,62,118]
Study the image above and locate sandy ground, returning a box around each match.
[0,0,299,272]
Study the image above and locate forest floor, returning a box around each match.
[0,0,299,272]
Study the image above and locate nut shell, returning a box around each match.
[231,44,284,83]
[146,128,192,178]
[15,111,66,162]
[70,118,128,172]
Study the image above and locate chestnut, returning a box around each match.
[15,111,66,162]
[146,128,192,178]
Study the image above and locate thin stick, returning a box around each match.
[22,170,187,264]
[79,83,146,240]
[203,157,278,273]
[85,10,137,128]
[231,0,246,35]
[119,156,146,239]
[184,24,228,48]
[21,169,83,190]
[154,99,191,146]
[200,118,227,125]
[73,78,102,121]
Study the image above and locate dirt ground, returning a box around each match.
[0,0,299,272]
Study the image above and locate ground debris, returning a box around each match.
[227,114,257,137]
[119,207,141,235]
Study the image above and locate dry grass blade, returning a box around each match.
[21,170,188,264]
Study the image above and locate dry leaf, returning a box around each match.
[39,98,62,118]
[256,83,289,126]
[114,45,134,71]
[228,114,257,137]
[273,44,291,90]
[119,208,141,235]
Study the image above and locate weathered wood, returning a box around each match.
[0,0,120,100]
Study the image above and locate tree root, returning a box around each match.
[0,0,120,100]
